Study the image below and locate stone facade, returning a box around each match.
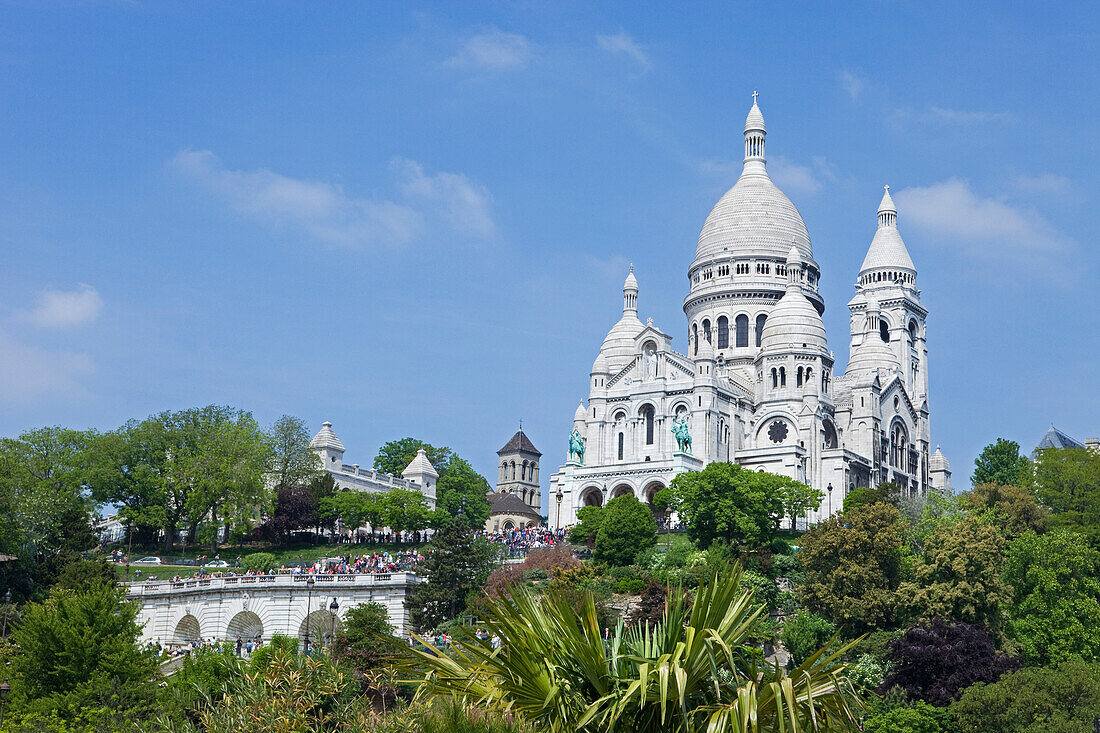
[549,97,947,530]
[310,422,437,509]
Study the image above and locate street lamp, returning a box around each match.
[826,483,833,516]
[329,597,339,651]
[555,489,563,532]
[0,678,9,726]
[304,575,315,655]
[2,589,11,640]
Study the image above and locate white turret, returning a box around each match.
[310,421,345,470]
[401,449,438,501]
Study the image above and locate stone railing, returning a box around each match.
[125,572,417,599]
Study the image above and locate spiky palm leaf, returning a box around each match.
[397,564,866,733]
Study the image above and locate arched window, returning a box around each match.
[796,366,803,387]
[643,405,655,445]
[779,367,786,387]
[823,420,838,449]
[692,323,699,355]
[755,314,767,346]
[908,319,918,343]
[806,367,813,386]
[771,368,778,388]
[735,314,749,347]
[880,317,890,343]
[521,460,528,480]
[717,316,729,348]
[702,319,712,344]
[617,432,625,460]
[510,461,516,480]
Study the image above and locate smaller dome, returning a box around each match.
[591,352,609,374]
[697,336,715,361]
[600,313,645,371]
[310,421,344,452]
[574,402,587,422]
[878,186,897,215]
[744,101,765,133]
[861,186,915,274]
[930,446,951,472]
[760,289,827,351]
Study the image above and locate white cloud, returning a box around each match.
[597,31,650,70]
[1012,172,1075,198]
[0,328,93,403]
[839,69,866,100]
[894,178,1076,263]
[446,29,531,71]
[891,106,1010,129]
[18,284,103,328]
[174,150,494,247]
[394,159,495,239]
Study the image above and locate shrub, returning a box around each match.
[241,552,278,571]
[594,495,657,567]
[781,611,835,666]
[863,701,946,733]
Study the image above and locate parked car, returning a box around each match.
[203,560,230,568]
[133,556,163,565]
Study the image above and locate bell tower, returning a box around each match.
[495,428,543,514]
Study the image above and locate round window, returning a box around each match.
[768,420,789,444]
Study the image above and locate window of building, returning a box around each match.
[717,264,729,276]
[717,316,729,348]
[796,366,803,387]
[702,319,712,343]
[692,323,699,355]
[643,405,655,445]
[755,314,766,347]
[617,432,624,460]
[771,368,778,388]
[735,314,749,347]
[880,318,890,343]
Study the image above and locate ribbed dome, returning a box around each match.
[744,102,765,133]
[695,167,813,263]
[591,352,609,374]
[573,402,587,422]
[600,314,644,371]
[860,187,915,273]
[760,246,826,350]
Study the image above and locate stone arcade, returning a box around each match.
[549,97,951,530]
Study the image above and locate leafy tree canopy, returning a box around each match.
[781,610,836,666]
[1002,528,1100,666]
[842,482,900,512]
[971,438,1031,487]
[334,601,396,675]
[567,505,604,548]
[405,517,496,630]
[863,702,947,733]
[798,503,906,633]
[594,494,657,566]
[882,620,1018,707]
[961,483,1049,538]
[950,657,1100,733]
[668,463,793,549]
[899,516,1008,632]
[435,457,491,529]
[373,438,454,478]
[267,414,320,493]
[11,583,160,722]
[1032,446,1100,544]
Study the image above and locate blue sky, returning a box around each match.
[1,2,1098,488]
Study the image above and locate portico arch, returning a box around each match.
[174,614,200,644]
[226,610,264,642]
[298,608,343,650]
[580,486,603,507]
[610,484,635,499]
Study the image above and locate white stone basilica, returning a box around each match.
[548,98,951,531]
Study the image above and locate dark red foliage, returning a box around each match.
[881,619,1020,706]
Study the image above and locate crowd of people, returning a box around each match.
[293,550,425,575]
[478,526,565,556]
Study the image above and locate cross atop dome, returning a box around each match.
[752,90,758,104]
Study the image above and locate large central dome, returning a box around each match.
[694,101,814,265]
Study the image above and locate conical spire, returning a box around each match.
[785,244,802,289]
[623,264,638,314]
[877,185,897,228]
[743,91,766,169]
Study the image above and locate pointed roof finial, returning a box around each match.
[752,90,758,104]
[519,418,523,431]
[629,262,633,273]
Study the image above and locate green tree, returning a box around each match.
[84,423,167,547]
[380,488,433,537]
[374,438,454,478]
[11,584,160,722]
[593,495,657,566]
[971,438,1031,487]
[53,558,115,593]
[435,457,492,528]
[961,483,1048,538]
[1032,446,1100,544]
[899,516,1008,632]
[781,610,836,666]
[267,415,320,493]
[181,407,273,551]
[568,505,604,548]
[950,658,1100,733]
[776,479,824,530]
[405,517,496,630]
[863,702,946,733]
[841,482,898,512]
[668,463,786,549]
[1002,529,1100,665]
[321,490,385,536]
[400,564,869,733]
[334,601,396,675]
[798,503,906,633]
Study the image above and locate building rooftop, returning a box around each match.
[498,429,542,457]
